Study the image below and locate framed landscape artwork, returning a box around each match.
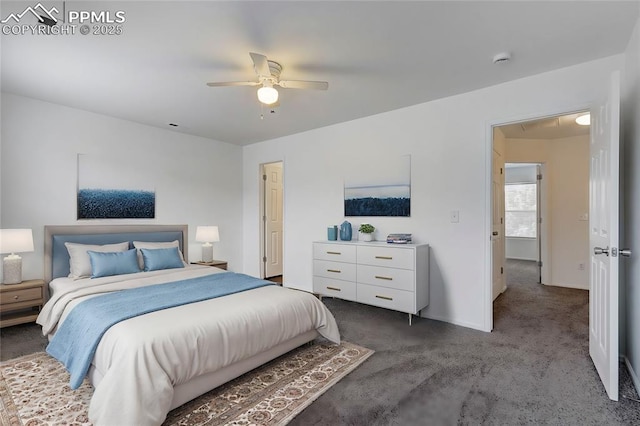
[77,154,155,219]
[344,155,411,217]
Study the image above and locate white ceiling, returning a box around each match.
[1,1,638,146]
[499,112,591,140]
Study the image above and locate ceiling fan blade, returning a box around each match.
[249,52,271,78]
[277,80,329,90]
[206,81,261,87]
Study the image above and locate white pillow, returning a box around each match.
[132,240,185,268]
[65,241,130,279]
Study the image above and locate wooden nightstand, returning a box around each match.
[191,260,228,270]
[0,279,46,328]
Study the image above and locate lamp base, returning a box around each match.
[201,245,213,263]
[3,256,22,284]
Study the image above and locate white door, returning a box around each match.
[264,162,283,278]
[536,164,542,283]
[492,146,505,300]
[589,71,620,401]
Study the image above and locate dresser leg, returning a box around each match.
[408,313,412,326]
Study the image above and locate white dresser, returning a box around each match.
[313,241,429,325]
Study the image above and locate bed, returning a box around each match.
[36,225,340,426]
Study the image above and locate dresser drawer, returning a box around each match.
[357,265,415,292]
[313,277,357,301]
[313,243,357,263]
[0,287,42,306]
[357,283,415,313]
[313,260,357,282]
[357,246,414,270]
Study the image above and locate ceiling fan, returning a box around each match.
[206,52,328,105]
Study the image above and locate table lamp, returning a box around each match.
[0,229,34,284]
[195,226,219,262]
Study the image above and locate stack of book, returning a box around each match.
[386,233,412,244]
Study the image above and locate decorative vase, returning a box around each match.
[339,221,352,241]
[327,226,338,241]
[360,232,373,242]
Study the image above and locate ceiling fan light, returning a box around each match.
[575,113,590,126]
[257,86,279,105]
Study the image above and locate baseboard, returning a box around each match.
[623,356,640,398]
[543,282,589,291]
[421,312,487,332]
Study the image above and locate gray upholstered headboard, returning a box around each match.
[44,225,188,283]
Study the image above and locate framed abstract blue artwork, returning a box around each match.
[77,154,155,219]
[344,155,411,217]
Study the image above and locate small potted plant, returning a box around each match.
[358,223,375,242]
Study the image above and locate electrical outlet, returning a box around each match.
[578,263,585,271]
[450,210,459,223]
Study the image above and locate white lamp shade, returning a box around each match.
[257,86,279,105]
[195,226,220,243]
[0,229,34,254]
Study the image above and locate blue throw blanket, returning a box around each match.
[46,272,273,389]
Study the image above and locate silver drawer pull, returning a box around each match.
[326,251,341,255]
[327,269,341,273]
[375,256,393,260]
[375,275,393,281]
[375,295,393,301]
[326,286,341,291]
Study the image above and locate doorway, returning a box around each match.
[488,73,622,402]
[504,162,543,283]
[260,161,284,280]
[492,111,590,294]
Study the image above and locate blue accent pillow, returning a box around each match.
[88,248,141,278]
[140,247,185,272]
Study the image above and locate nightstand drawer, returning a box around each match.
[313,276,357,301]
[357,246,414,270]
[0,287,42,306]
[313,243,357,263]
[313,260,357,282]
[1,279,46,328]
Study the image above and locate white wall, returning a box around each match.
[243,56,622,331]
[505,135,590,289]
[505,238,537,261]
[622,13,640,393]
[0,93,244,279]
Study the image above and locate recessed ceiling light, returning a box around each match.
[575,114,590,126]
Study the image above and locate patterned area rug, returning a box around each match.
[0,341,373,426]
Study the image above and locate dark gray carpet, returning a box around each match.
[1,260,638,425]
[292,259,640,425]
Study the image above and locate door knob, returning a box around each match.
[594,246,609,256]
[620,248,632,257]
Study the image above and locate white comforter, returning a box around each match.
[37,266,340,426]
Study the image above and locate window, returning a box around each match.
[505,183,537,238]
